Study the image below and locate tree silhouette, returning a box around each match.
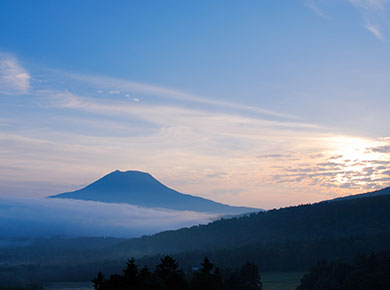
[138,266,153,290]
[191,257,224,290]
[92,272,105,290]
[225,262,262,290]
[123,258,139,288]
[239,262,262,290]
[154,256,187,290]
[200,257,213,274]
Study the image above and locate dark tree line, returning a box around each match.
[92,256,262,290]
[296,251,390,290]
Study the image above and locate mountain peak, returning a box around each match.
[106,170,153,179]
[111,170,150,175]
[105,170,154,181]
[79,170,167,196]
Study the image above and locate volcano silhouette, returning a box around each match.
[49,170,259,214]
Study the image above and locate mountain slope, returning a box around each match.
[115,190,390,256]
[49,170,259,215]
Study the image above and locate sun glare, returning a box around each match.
[324,136,390,190]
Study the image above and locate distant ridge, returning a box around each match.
[49,170,260,215]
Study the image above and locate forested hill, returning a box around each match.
[117,191,390,256]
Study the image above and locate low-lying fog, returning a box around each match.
[0,197,218,238]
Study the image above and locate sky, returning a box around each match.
[1,0,390,209]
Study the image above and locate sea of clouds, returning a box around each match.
[0,197,217,238]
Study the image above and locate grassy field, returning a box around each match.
[261,272,305,290]
[44,282,93,290]
[44,272,304,290]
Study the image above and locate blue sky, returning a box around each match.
[1,0,390,208]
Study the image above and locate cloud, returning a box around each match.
[257,154,292,159]
[328,155,343,160]
[370,145,390,153]
[0,197,216,238]
[365,22,385,39]
[306,0,328,18]
[0,53,30,94]
[44,91,317,132]
[349,0,390,11]
[125,94,140,102]
[60,71,298,120]
[348,0,390,40]
[270,146,390,192]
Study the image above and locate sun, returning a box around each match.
[327,136,377,162]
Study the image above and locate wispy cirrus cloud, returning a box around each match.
[306,0,328,18]
[44,90,317,131]
[0,53,30,94]
[365,22,385,39]
[348,0,390,40]
[349,0,390,11]
[308,0,390,40]
[58,70,298,120]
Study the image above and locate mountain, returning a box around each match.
[49,170,259,215]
